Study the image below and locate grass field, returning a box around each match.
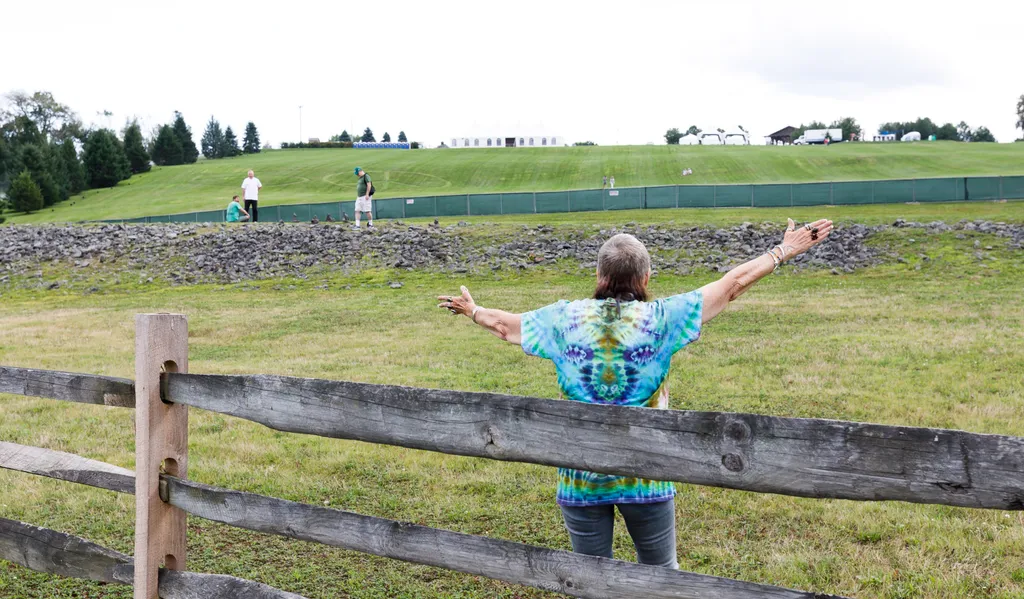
[2,203,1023,598]
[6,142,1024,224]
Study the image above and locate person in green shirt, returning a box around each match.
[226,195,249,223]
[353,167,373,229]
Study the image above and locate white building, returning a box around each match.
[449,135,562,148]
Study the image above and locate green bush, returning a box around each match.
[9,170,44,213]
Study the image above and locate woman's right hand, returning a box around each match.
[781,218,833,260]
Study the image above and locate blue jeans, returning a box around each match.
[560,499,678,568]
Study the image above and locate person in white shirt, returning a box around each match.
[240,170,263,222]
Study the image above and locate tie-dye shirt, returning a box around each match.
[520,291,703,506]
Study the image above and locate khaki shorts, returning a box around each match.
[355,196,372,213]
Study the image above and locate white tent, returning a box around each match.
[679,134,700,145]
[700,132,723,145]
[901,131,921,142]
[724,132,749,145]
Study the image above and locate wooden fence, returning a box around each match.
[2,313,1023,598]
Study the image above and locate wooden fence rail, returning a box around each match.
[1,306,1022,598]
[0,441,843,599]
[165,372,1024,510]
[0,518,307,598]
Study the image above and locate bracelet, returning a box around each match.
[766,250,781,271]
[472,306,482,323]
[775,245,789,261]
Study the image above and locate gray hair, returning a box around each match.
[594,234,651,302]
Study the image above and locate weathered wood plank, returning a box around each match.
[135,313,190,599]
[164,476,844,599]
[0,441,135,494]
[0,365,134,407]
[0,518,307,598]
[167,373,1024,510]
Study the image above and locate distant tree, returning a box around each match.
[1016,94,1024,140]
[398,131,407,142]
[573,141,597,146]
[151,124,184,165]
[222,126,241,157]
[410,141,421,149]
[2,91,81,141]
[82,129,130,188]
[242,121,261,154]
[794,121,828,139]
[122,120,151,173]
[664,128,683,145]
[0,136,9,187]
[935,122,958,141]
[382,132,391,142]
[339,130,351,143]
[716,127,725,134]
[829,117,861,142]
[171,112,199,163]
[16,144,60,206]
[957,121,972,142]
[361,127,375,142]
[685,125,702,137]
[9,170,44,213]
[971,126,996,142]
[59,138,87,194]
[201,116,225,159]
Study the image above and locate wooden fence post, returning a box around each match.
[134,314,189,599]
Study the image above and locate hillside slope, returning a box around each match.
[8,142,1024,224]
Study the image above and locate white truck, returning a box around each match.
[793,128,843,145]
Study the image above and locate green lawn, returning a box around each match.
[6,142,1024,224]
[1,205,1023,598]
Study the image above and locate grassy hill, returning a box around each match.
[7,142,1024,224]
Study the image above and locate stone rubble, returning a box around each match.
[0,219,1019,287]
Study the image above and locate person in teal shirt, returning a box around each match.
[436,217,833,568]
[226,195,249,222]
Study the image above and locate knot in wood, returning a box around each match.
[724,420,751,443]
[722,453,745,473]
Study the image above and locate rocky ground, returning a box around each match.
[0,219,1021,289]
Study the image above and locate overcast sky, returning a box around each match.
[4,0,1022,146]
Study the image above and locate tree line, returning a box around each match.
[201,118,261,160]
[282,128,418,149]
[876,117,994,142]
[0,90,262,217]
[331,128,409,144]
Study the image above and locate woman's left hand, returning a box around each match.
[437,286,476,317]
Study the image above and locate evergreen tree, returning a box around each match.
[222,126,241,157]
[16,144,60,207]
[382,132,391,142]
[47,142,70,201]
[122,120,151,173]
[242,121,261,154]
[397,131,407,142]
[171,112,199,163]
[0,136,8,187]
[60,139,87,194]
[151,125,184,165]
[201,116,225,159]
[82,129,130,188]
[9,170,44,213]
[361,127,375,142]
[339,130,351,143]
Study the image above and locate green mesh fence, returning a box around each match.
[678,185,716,208]
[713,185,751,207]
[501,193,535,214]
[606,188,642,210]
[1002,176,1024,199]
[913,178,959,203]
[645,186,676,209]
[792,183,831,206]
[93,176,1021,225]
[469,194,502,215]
[966,177,1001,201]
[374,198,404,219]
[832,181,873,205]
[535,191,570,213]
[403,196,436,218]
[570,189,604,212]
[752,184,791,207]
